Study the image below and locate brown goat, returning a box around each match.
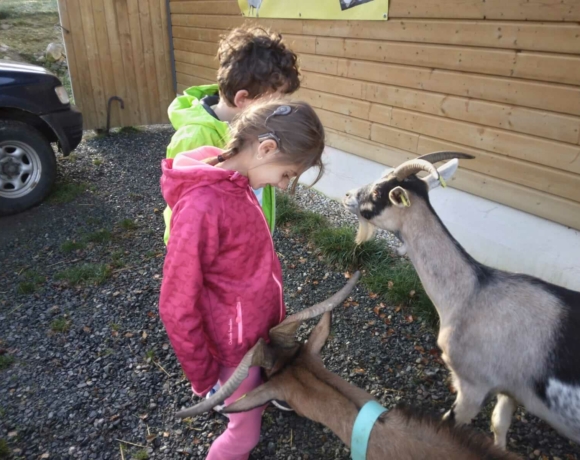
[177,273,521,460]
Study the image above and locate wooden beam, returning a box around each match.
[301,72,580,145]
[299,55,580,116]
[325,129,580,230]
[315,37,580,86]
[389,0,580,22]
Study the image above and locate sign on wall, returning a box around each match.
[238,0,388,20]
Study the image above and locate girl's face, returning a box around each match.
[246,139,301,191]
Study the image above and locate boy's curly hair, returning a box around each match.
[217,25,301,107]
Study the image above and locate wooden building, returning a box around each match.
[168,0,580,233]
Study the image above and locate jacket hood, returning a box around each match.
[167,84,228,137]
[161,147,249,209]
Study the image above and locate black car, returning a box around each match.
[0,60,83,215]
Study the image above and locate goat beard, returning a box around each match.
[355,218,376,244]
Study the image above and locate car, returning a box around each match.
[0,60,83,215]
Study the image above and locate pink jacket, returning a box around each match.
[159,147,285,396]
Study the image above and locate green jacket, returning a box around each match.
[164,84,275,244]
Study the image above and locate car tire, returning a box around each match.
[0,119,57,216]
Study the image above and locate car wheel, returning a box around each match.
[0,119,57,216]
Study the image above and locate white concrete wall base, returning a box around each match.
[301,147,580,291]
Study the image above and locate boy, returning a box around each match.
[163,25,301,245]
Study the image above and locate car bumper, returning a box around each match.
[41,105,83,155]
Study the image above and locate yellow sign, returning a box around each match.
[238,0,388,20]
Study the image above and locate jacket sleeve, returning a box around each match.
[159,196,221,396]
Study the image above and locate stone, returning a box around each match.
[46,43,64,62]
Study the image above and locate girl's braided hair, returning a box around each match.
[204,100,325,192]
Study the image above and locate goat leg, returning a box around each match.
[492,394,517,449]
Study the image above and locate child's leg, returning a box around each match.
[205,366,264,460]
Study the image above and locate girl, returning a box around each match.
[159,100,325,460]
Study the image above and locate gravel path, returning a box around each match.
[0,126,578,460]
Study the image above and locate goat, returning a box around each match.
[177,272,520,459]
[342,151,580,449]
[248,0,262,17]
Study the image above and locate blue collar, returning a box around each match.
[351,400,387,460]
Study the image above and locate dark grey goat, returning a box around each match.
[343,152,580,448]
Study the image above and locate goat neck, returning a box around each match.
[287,355,517,460]
[398,197,479,326]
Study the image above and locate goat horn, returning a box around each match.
[176,338,273,419]
[268,271,361,348]
[280,271,361,324]
[392,159,440,182]
[417,151,475,164]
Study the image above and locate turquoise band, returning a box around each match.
[351,400,387,460]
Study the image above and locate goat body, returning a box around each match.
[343,152,580,448]
[178,274,520,459]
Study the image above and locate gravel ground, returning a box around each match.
[0,126,579,460]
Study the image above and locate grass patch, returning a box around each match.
[93,158,103,166]
[84,229,112,244]
[110,323,120,332]
[110,251,125,269]
[117,126,141,134]
[277,193,438,328]
[55,263,111,286]
[49,180,87,204]
[145,350,155,361]
[132,449,149,460]
[60,240,86,253]
[17,281,36,295]
[50,316,70,333]
[0,438,9,458]
[119,218,137,231]
[17,270,44,294]
[86,217,101,225]
[0,8,12,19]
[0,355,15,371]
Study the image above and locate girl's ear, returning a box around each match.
[257,139,279,159]
[233,90,251,108]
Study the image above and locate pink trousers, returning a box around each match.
[205,366,264,460]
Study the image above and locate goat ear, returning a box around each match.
[389,186,411,208]
[422,159,459,190]
[223,381,280,413]
[305,312,331,355]
[269,322,301,348]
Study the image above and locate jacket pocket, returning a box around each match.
[235,297,243,346]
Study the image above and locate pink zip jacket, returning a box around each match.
[159,147,285,396]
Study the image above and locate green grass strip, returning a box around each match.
[277,193,438,328]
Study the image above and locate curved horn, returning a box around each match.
[392,159,440,182]
[279,271,361,325]
[269,271,361,348]
[417,151,475,164]
[176,338,273,419]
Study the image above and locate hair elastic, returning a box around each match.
[217,155,225,163]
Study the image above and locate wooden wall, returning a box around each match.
[58,0,174,130]
[168,0,580,230]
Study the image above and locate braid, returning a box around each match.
[202,138,242,166]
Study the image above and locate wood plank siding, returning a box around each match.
[58,0,174,129]
[168,0,580,230]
